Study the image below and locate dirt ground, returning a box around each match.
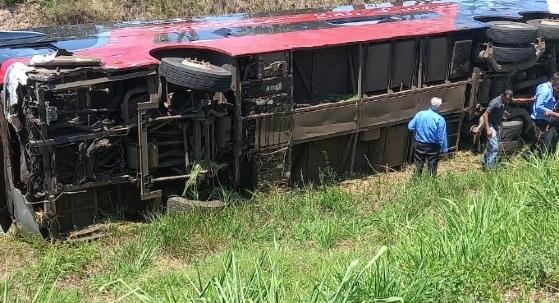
[341,151,482,193]
[0,3,42,30]
[0,0,389,30]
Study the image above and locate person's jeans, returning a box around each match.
[413,141,440,177]
[483,126,500,169]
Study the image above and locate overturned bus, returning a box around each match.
[1,0,558,237]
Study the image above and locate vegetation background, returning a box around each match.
[0,0,376,29]
[2,1,559,301]
[2,152,559,302]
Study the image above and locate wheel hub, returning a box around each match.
[542,18,559,26]
[181,58,215,71]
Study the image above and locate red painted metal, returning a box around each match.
[1,2,459,83]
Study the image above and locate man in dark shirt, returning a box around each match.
[483,89,513,169]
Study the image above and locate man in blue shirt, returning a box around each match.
[483,89,513,169]
[531,75,559,153]
[408,97,448,176]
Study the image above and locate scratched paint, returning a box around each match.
[0,0,556,84]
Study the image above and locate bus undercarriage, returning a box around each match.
[2,16,559,238]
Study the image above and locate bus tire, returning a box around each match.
[499,140,520,157]
[500,120,524,141]
[159,57,232,92]
[486,21,538,44]
[493,45,535,63]
[527,19,559,40]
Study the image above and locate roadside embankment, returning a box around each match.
[2,152,559,302]
[1,0,377,30]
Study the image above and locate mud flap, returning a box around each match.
[0,133,13,232]
[0,192,12,232]
[11,189,39,234]
[0,201,12,232]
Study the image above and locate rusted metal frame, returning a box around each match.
[253,118,261,149]
[290,129,359,146]
[193,121,202,161]
[450,111,464,152]
[407,40,419,90]
[203,120,211,163]
[233,61,243,187]
[444,37,453,83]
[85,86,91,126]
[137,76,161,201]
[153,175,192,183]
[148,121,171,133]
[28,127,129,147]
[347,46,358,94]
[349,44,364,175]
[148,112,204,123]
[289,82,470,146]
[69,192,78,228]
[288,79,469,116]
[182,122,190,173]
[340,133,355,173]
[29,64,153,82]
[83,74,92,127]
[122,87,148,124]
[35,86,59,230]
[417,38,425,89]
[62,177,132,192]
[160,76,168,105]
[262,117,268,148]
[283,50,296,184]
[292,97,362,113]
[49,69,157,91]
[465,67,482,117]
[378,128,387,169]
[359,108,464,132]
[290,81,469,115]
[249,114,291,149]
[35,86,56,199]
[362,79,471,103]
[387,41,395,93]
[311,51,315,102]
[26,178,134,206]
[27,66,98,82]
[152,163,227,184]
[212,120,216,162]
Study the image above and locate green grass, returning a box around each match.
[2,153,559,302]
